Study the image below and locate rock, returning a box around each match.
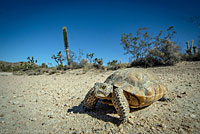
[181,91,186,94]
[12,101,19,105]
[0,114,4,117]
[157,123,167,129]
[29,118,37,121]
[177,95,182,98]
[190,114,196,118]
[73,130,82,134]
[48,115,53,118]
[0,121,5,124]
[19,104,25,107]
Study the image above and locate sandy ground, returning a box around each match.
[0,61,200,134]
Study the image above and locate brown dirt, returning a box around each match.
[0,61,200,134]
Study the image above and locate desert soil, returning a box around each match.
[0,61,200,134]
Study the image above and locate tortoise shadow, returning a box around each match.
[67,100,149,125]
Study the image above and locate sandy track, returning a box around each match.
[0,62,200,134]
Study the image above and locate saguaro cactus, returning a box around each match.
[63,26,70,65]
[185,40,194,56]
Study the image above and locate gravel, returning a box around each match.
[0,61,200,134]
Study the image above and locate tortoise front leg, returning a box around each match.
[112,88,130,123]
[83,87,99,110]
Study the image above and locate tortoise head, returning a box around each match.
[94,82,113,99]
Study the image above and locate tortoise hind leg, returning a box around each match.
[112,88,130,123]
[83,87,99,111]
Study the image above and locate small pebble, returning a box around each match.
[13,101,19,105]
[73,130,82,134]
[157,123,167,129]
[48,115,53,118]
[181,91,186,94]
[0,114,4,117]
[29,118,37,121]
[19,104,25,107]
[177,95,182,98]
[190,114,196,118]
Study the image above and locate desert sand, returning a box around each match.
[0,61,200,134]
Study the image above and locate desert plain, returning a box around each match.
[0,61,200,134]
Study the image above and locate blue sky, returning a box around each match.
[0,0,200,66]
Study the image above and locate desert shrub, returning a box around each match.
[93,58,104,69]
[48,69,57,75]
[148,40,181,66]
[131,57,157,67]
[121,26,181,67]
[82,63,94,73]
[79,59,89,68]
[69,61,81,69]
[107,60,118,66]
[107,60,130,70]
[12,65,23,72]
[41,63,48,68]
[0,64,12,72]
[57,64,64,70]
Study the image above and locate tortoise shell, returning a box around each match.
[103,68,168,108]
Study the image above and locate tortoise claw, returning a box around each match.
[118,118,133,126]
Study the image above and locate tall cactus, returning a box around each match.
[185,40,194,56]
[63,26,70,65]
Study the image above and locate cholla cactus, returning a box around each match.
[27,56,37,69]
[27,56,37,64]
[94,58,103,66]
[51,51,64,66]
[86,53,94,63]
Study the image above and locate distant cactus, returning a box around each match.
[193,46,197,56]
[63,26,70,65]
[185,40,196,56]
[27,56,37,69]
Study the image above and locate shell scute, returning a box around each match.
[104,68,167,107]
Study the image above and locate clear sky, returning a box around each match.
[0,0,200,66]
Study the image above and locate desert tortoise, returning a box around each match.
[83,68,169,123]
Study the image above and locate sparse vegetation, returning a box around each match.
[86,53,94,63]
[51,51,65,67]
[1,25,199,75]
[121,26,181,67]
[107,60,130,70]
[182,40,200,61]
